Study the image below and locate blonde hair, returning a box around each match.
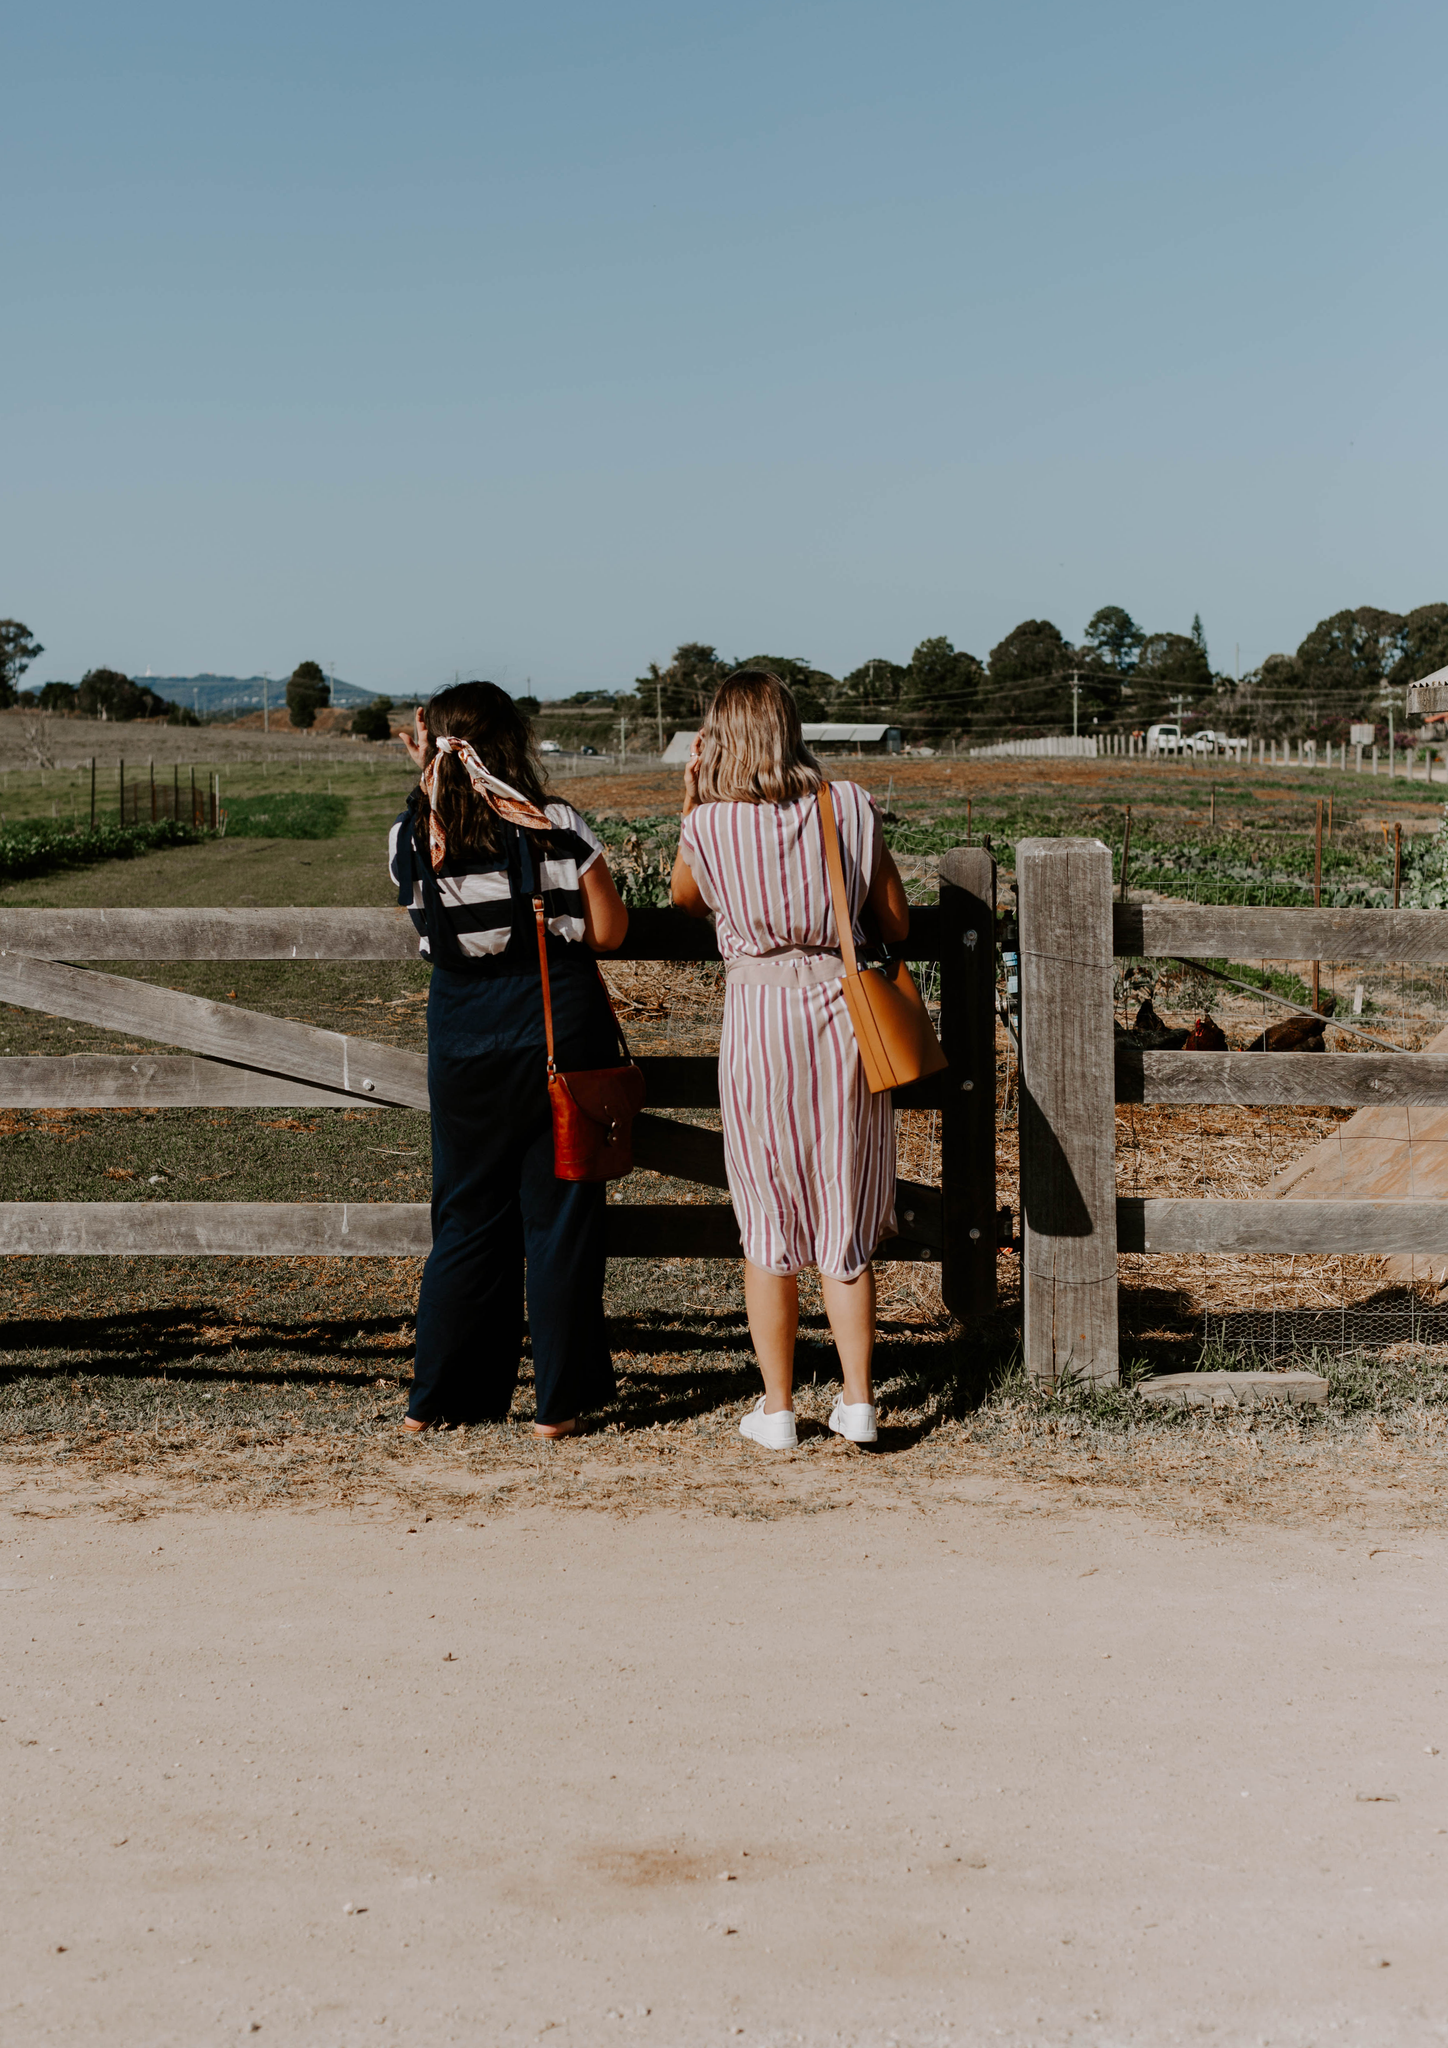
[694,670,823,806]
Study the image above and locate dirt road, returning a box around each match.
[4,1490,1446,2047]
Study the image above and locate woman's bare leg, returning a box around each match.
[743,1260,798,1413]
[819,1266,876,1408]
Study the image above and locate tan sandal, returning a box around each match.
[534,1419,579,1440]
[400,1417,432,1436]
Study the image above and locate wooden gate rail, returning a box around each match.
[0,857,997,1309]
[1018,839,1448,1386]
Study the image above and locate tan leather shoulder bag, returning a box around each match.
[817,783,948,1095]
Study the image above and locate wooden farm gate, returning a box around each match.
[0,849,999,1315]
[1016,837,1448,1383]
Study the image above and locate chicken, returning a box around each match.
[1244,1013,1326,1053]
[1129,997,1190,1049]
[1182,1014,1229,1052]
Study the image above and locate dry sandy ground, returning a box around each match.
[3,1486,1447,2048]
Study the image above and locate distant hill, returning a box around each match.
[22,674,377,719]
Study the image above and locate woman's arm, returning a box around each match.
[864,845,910,945]
[671,848,710,918]
[580,860,629,952]
[670,735,711,918]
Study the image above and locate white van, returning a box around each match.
[1146,722,1185,756]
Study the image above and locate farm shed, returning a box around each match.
[800,723,902,755]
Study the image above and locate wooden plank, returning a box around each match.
[1115,903,1448,964]
[937,848,997,1324]
[1117,1197,1448,1254]
[0,957,430,1109]
[1116,1048,1448,1107]
[1017,838,1119,1384]
[1139,1371,1328,1409]
[633,1056,720,1109]
[631,1113,729,1187]
[0,1198,939,1261]
[629,1112,943,1244]
[0,1201,435,1256]
[0,903,948,965]
[0,1055,381,1109]
[632,1053,953,1113]
[0,908,420,960]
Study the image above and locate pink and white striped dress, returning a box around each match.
[680,782,896,1280]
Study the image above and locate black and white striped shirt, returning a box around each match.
[389,800,604,960]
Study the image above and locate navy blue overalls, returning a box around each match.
[394,799,618,1427]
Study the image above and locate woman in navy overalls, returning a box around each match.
[389,683,629,1438]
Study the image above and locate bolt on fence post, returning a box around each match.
[938,848,997,1338]
[1015,837,1119,1386]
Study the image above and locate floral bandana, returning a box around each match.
[419,734,553,871]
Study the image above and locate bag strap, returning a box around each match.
[533,890,558,1076]
[526,830,634,1072]
[817,781,862,978]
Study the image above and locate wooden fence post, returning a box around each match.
[938,847,997,1324]
[1015,837,1119,1384]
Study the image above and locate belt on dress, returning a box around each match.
[723,948,846,989]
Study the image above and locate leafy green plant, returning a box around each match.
[0,818,204,885]
[1400,804,1448,908]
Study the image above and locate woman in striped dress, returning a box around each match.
[672,671,909,1450]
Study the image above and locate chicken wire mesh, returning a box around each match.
[1112,950,1448,1364]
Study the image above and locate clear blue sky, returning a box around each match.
[4,1,1446,697]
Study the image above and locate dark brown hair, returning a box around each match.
[415,681,550,861]
[695,670,823,806]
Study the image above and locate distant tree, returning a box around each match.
[1294,607,1403,718]
[286,659,331,730]
[1081,606,1145,675]
[75,669,182,722]
[900,637,984,737]
[1134,631,1212,720]
[513,693,541,717]
[77,668,134,720]
[37,681,78,712]
[1191,613,1209,664]
[0,620,44,707]
[166,702,202,728]
[837,657,908,717]
[978,619,1077,733]
[1391,602,1448,687]
[638,643,731,725]
[352,696,395,742]
[735,656,836,723]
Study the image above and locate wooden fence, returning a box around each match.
[0,848,1000,1320]
[1017,838,1448,1385]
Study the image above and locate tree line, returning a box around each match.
[613,603,1448,745]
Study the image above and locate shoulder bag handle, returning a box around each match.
[816,780,862,977]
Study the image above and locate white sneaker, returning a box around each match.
[738,1397,797,1450]
[828,1399,878,1445]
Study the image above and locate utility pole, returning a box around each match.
[656,680,663,755]
[1379,686,1403,778]
[619,714,627,767]
[1070,671,1082,738]
[262,673,269,734]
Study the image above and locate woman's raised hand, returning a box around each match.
[398,705,427,768]
[681,732,703,817]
